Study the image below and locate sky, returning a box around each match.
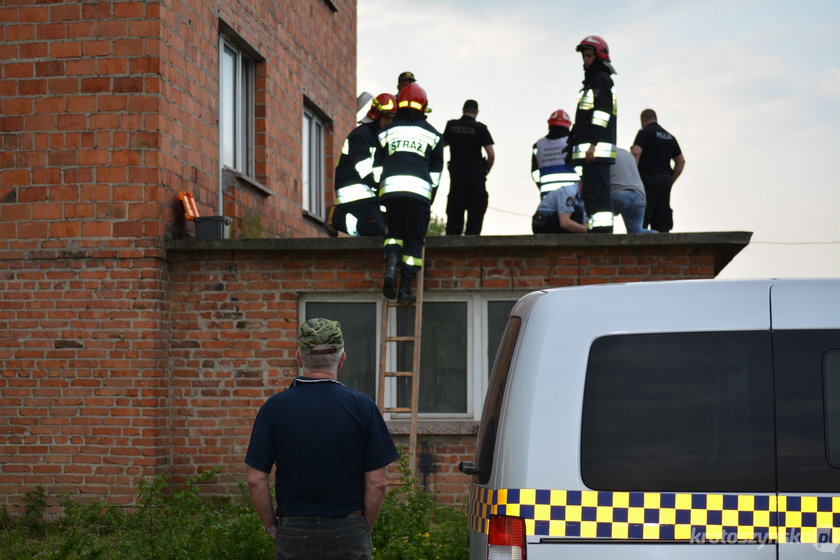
[356,0,840,279]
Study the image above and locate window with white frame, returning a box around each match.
[302,294,520,420]
[219,36,255,177]
[302,107,326,219]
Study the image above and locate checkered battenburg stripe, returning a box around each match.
[469,487,840,544]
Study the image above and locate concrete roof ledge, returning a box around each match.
[166,231,753,276]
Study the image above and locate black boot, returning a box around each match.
[397,269,417,304]
[382,254,399,299]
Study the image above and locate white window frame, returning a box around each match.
[302,106,326,219]
[298,292,526,421]
[219,36,255,179]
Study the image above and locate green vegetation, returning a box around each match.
[0,458,468,560]
[427,214,446,236]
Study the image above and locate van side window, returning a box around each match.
[581,331,775,492]
[474,316,522,484]
[825,350,840,467]
[775,330,840,490]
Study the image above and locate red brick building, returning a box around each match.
[0,0,750,514]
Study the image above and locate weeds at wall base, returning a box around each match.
[0,456,468,560]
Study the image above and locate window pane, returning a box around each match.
[395,303,468,413]
[240,59,253,176]
[581,331,775,492]
[487,301,516,377]
[304,302,377,399]
[825,351,840,466]
[221,46,237,168]
[302,114,311,212]
[313,120,324,216]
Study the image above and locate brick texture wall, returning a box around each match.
[0,230,745,513]
[158,236,730,506]
[0,0,356,513]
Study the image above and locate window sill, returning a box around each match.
[386,420,479,436]
[222,166,274,197]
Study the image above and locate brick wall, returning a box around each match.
[0,0,356,514]
[156,234,739,506]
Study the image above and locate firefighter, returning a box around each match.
[568,35,617,233]
[325,93,397,237]
[397,71,416,93]
[531,109,580,200]
[373,83,443,304]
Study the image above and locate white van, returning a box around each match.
[460,279,840,559]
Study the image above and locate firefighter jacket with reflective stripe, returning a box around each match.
[334,122,379,204]
[373,112,444,204]
[570,64,617,165]
[531,135,579,197]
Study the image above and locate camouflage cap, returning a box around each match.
[298,318,344,355]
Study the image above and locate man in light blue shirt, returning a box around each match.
[531,183,588,233]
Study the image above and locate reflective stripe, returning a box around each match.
[570,142,616,161]
[540,181,578,195]
[372,165,382,183]
[336,184,376,204]
[398,100,425,111]
[402,255,422,267]
[589,211,614,229]
[531,169,541,184]
[592,110,611,128]
[354,155,374,179]
[341,139,350,155]
[345,213,359,237]
[541,170,580,184]
[577,89,594,110]
[380,175,433,200]
[469,486,840,544]
[380,125,441,156]
[384,238,404,247]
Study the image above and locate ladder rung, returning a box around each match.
[383,407,412,413]
[385,335,417,342]
[383,370,414,378]
[386,301,417,308]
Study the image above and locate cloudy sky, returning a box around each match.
[356,0,839,279]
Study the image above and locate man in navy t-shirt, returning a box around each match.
[246,318,399,559]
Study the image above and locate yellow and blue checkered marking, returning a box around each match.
[469,487,840,544]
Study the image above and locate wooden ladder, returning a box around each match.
[376,256,424,474]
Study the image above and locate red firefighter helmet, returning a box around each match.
[548,109,572,128]
[366,93,397,121]
[397,82,429,113]
[576,35,610,62]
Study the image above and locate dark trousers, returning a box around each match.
[641,172,674,232]
[580,162,613,233]
[332,199,385,236]
[445,165,487,235]
[275,516,371,560]
[383,197,430,272]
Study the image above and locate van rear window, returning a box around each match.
[581,331,775,492]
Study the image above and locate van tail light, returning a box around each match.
[488,515,526,560]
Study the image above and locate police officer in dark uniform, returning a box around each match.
[442,99,495,235]
[631,108,685,232]
[373,83,444,303]
[569,35,617,233]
